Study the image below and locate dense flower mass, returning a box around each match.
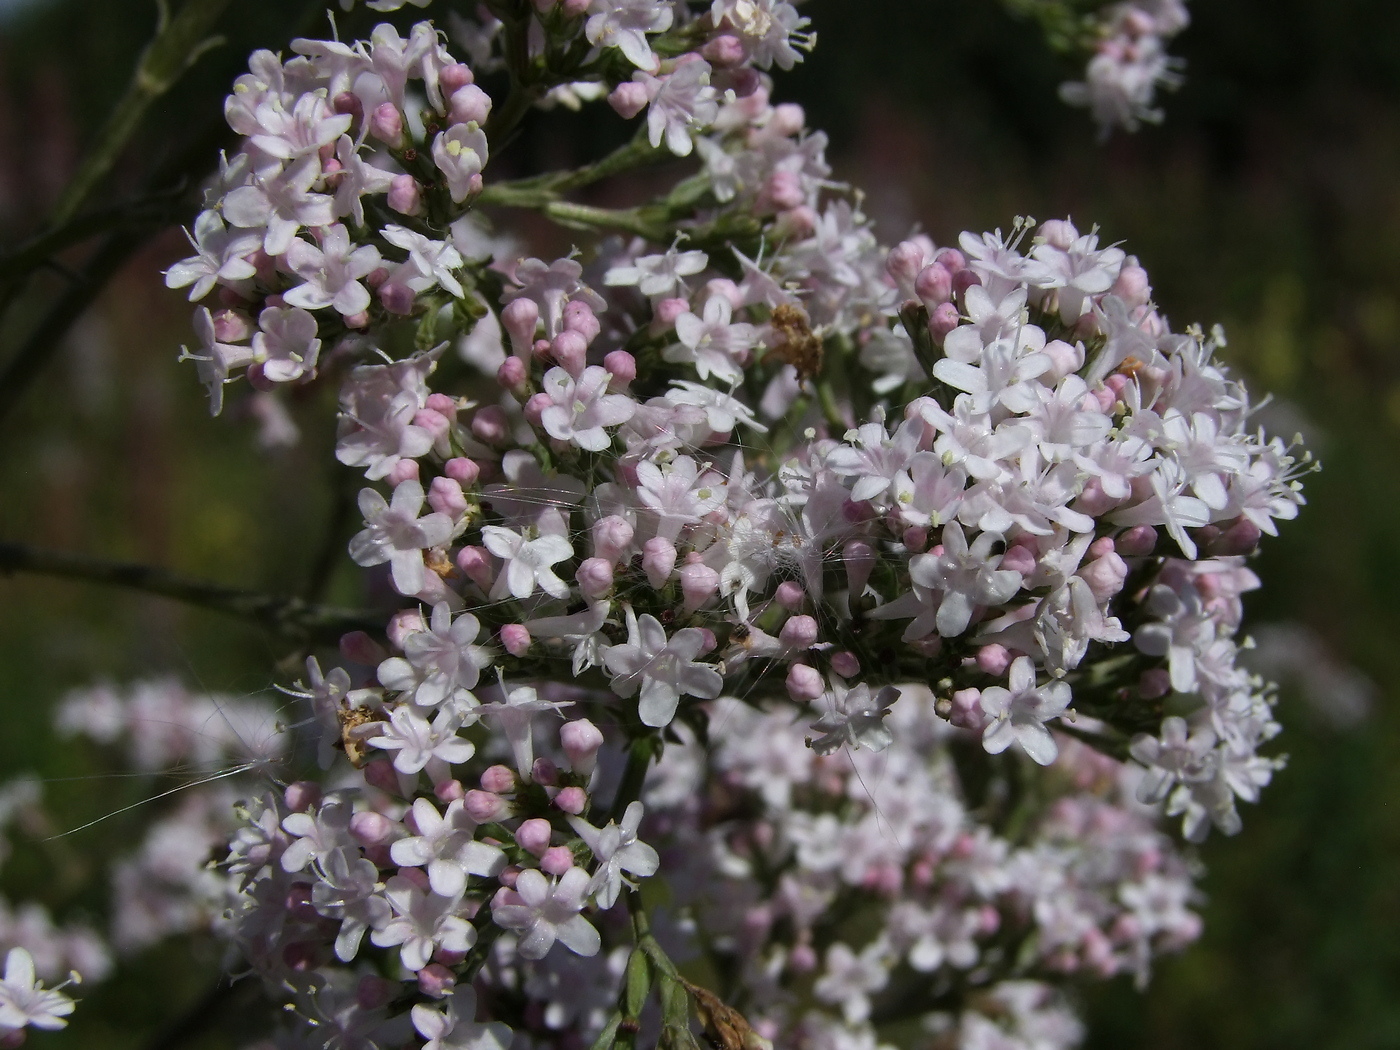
[97,0,1319,1046]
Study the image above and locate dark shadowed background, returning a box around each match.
[0,1,1396,1047]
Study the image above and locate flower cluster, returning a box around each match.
[149,1,1307,1047]
[1060,0,1191,134]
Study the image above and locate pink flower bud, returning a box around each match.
[386,458,420,487]
[774,205,816,238]
[843,540,877,594]
[786,663,824,701]
[246,362,275,392]
[1214,517,1262,556]
[425,393,457,419]
[357,975,397,1010]
[553,786,588,815]
[935,247,966,273]
[500,624,531,657]
[340,630,387,666]
[533,338,552,360]
[929,301,960,342]
[464,789,506,822]
[397,866,431,892]
[1000,543,1037,576]
[830,651,860,678]
[593,515,634,563]
[532,757,559,785]
[333,91,363,123]
[540,845,576,875]
[444,457,480,486]
[697,627,717,653]
[370,103,403,146]
[560,0,589,15]
[448,84,492,126]
[475,766,513,795]
[379,281,417,315]
[363,759,400,795]
[608,80,650,119]
[502,298,540,354]
[779,614,819,650]
[1038,218,1078,250]
[456,546,494,590]
[1079,551,1128,602]
[350,810,397,846]
[440,62,474,93]
[952,268,981,298]
[343,310,369,329]
[283,781,321,812]
[789,942,818,973]
[603,350,636,389]
[523,392,552,427]
[774,580,805,610]
[769,102,805,137]
[1116,525,1158,557]
[417,962,457,998]
[515,817,553,857]
[388,173,422,215]
[653,297,689,329]
[414,408,452,445]
[569,556,610,599]
[763,169,805,211]
[496,867,520,889]
[563,299,601,342]
[561,719,605,774]
[387,608,426,649]
[915,263,953,308]
[887,240,929,286]
[471,405,509,444]
[496,355,529,392]
[679,560,719,613]
[1043,339,1084,382]
[1139,668,1171,700]
[1112,264,1152,307]
[976,643,1012,677]
[1074,477,1119,516]
[642,537,677,587]
[702,33,746,66]
[903,526,928,552]
[551,329,589,375]
[947,688,985,731]
[435,779,465,803]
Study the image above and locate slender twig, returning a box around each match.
[608,735,657,824]
[142,978,244,1050]
[0,541,382,640]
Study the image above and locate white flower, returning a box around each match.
[602,608,723,727]
[367,705,476,775]
[252,305,321,383]
[567,801,660,909]
[377,603,491,708]
[371,874,477,972]
[604,245,708,298]
[285,223,382,316]
[540,366,637,451]
[432,123,489,203]
[585,0,672,68]
[0,948,75,1031]
[979,656,1072,765]
[348,480,456,595]
[390,798,506,897]
[382,224,466,298]
[664,380,768,434]
[412,987,512,1050]
[480,525,573,601]
[312,846,392,962]
[178,306,257,416]
[491,867,600,960]
[222,155,336,257]
[665,295,756,384]
[808,679,899,755]
[640,59,718,157]
[634,454,728,541]
[164,210,259,301]
[333,134,396,227]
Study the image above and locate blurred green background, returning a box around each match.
[0,0,1396,1047]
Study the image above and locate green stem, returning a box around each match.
[0,187,186,284]
[0,541,381,641]
[609,735,656,823]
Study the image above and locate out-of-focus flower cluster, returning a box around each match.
[139,0,1309,1047]
[1060,0,1192,134]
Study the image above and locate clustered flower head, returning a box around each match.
[1060,0,1192,134]
[145,0,1310,1047]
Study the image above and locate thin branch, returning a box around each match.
[0,541,382,641]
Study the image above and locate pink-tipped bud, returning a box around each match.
[414,408,451,444]
[947,688,985,731]
[653,297,689,329]
[1043,339,1084,382]
[934,247,966,273]
[284,781,321,813]
[774,205,816,239]
[417,963,457,998]
[435,779,465,803]
[540,845,576,875]
[1074,477,1119,517]
[449,84,492,126]
[574,557,613,599]
[679,561,720,613]
[444,457,480,486]
[702,33,746,66]
[341,630,387,666]
[387,608,427,649]
[830,651,860,678]
[456,546,494,591]
[386,458,420,487]
[551,329,589,375]
[915,263,953,308]
[697,627,717,653]
[903,526,928,552]
[1116,525,1158,557]
[343,309,369,330]
[480,765,516,793]
[1112,264,1152,307]
[471,405,509,445]
[887,240,929,286]
[603,350,636,389]
[532,338,552,360]
[502,298,540,354]
[763,169,805,211]
[380,281,417,315]
[349,810,397,847]
[789,942,818,973]
[370,103,404,147]
[1089,536,1116,559]
[642,537,677,588]
[498,624,530,658]
[560,0,589,15]
[786,663,825,701]
[769,102,805,137]
[592,515,634,563]
[553,786,588,815]
[1079,551,1128,602]
[563,299,601,342]
[440,62,474,93]
[333,91,363,123]
[425,393,457,419]
[774,580,805,610]
[363,759,400,795]
[976,643,1012,677]
[1038,218,1078,250]
[608,80,650,119]
[561,719,605,774]
[464,789,506,822]
[523,392,552,427]
[929,301,960,342]
[495,356,528,392]
[1214,517,1262,556]
[515,818,552,857]
[1139,668,1171,700]
[532,757,559,785]
[952,268,981,297]
[843,540,877,595]
[779,614,819,650]
[388,173,422,216]
[1000,543,1037,576]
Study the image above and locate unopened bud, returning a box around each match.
[500,624,531,657]
[370,103,403,147]
[642,537,677,588]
